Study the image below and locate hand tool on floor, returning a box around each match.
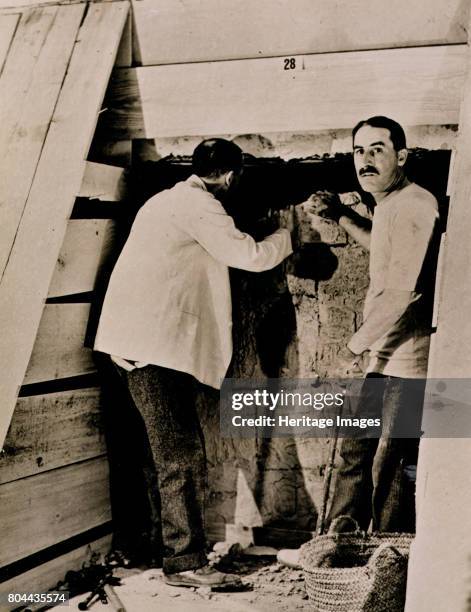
[77,573,126,612]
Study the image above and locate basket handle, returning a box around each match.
[368,542,403,568]
[328,515,361,534]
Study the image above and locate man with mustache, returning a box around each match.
[327,114,441,531]
[279,116,440,567]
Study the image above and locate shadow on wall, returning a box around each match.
[100,149,451,545]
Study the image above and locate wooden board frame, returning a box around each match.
[23,304,96,385]
[131,0,471,65]
[0,456,110,567]
[48,219,116,299]
[99,45,467,140]
[0,387,105,484]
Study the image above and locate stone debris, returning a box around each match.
[197,585,213,599]
[67,556,311,611]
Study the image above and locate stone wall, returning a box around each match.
[200,202,371,538]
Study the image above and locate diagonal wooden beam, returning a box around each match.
[0,13,18,75]
[0,5,86,279]
[0,1,129,450]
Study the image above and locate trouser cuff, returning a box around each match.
[163,551,207,574]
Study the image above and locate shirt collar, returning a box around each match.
[377,177,411,206]
[186,174,208,192]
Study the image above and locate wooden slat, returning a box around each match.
[431,233,446,329]
[48,219,116,298]
[90,11,132,171]
[101,45,466,140]
[86,11,132,171]
[0,13,18,73]
[426,49,471,378]
[0,1,129,450]
[132,0,470,65]
[0,535,111,601]
[0,456,110,567]
[79,162,126,201]
[23,304,96,385]
[0,7,59,147]
[0,0,69,8]
[0,5,86,278]
[1,388,105,484]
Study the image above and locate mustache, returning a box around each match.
[359,165,379,176]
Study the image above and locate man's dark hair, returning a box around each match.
[192,138,243,178]
[352,116,407,151]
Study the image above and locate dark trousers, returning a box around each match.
[116,363,208,574]
[327,374,425,533]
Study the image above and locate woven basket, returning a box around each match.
[300,517,413,612]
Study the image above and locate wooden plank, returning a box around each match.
[88,11,130,170]
[406,17,471,611]
[79,162,126,201]
[0,535,111,601]
[0,5,86,278]
[431,233,446,329]
[0,1,129,450]
[0,6,59,148]
[23,304,96,385]
[0,456,110,567]
[426,49,471,379]
[91,12,132,170]
[0,388,105,484]
[132,0,470,65]
[101,45,467,140]
[0,0,75,8]
[48,219,116,298]
[0,13,18,73]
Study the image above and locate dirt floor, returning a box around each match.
[67,552,312,612]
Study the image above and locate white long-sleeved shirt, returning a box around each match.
[348,181,439,378]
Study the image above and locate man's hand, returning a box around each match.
[302,191,345,223]
[277,205,300,249]
[278,204,296,232]
[338,345,365,376]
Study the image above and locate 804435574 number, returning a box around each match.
[4,591,69,606]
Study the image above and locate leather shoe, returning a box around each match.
[164,564,242,589]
